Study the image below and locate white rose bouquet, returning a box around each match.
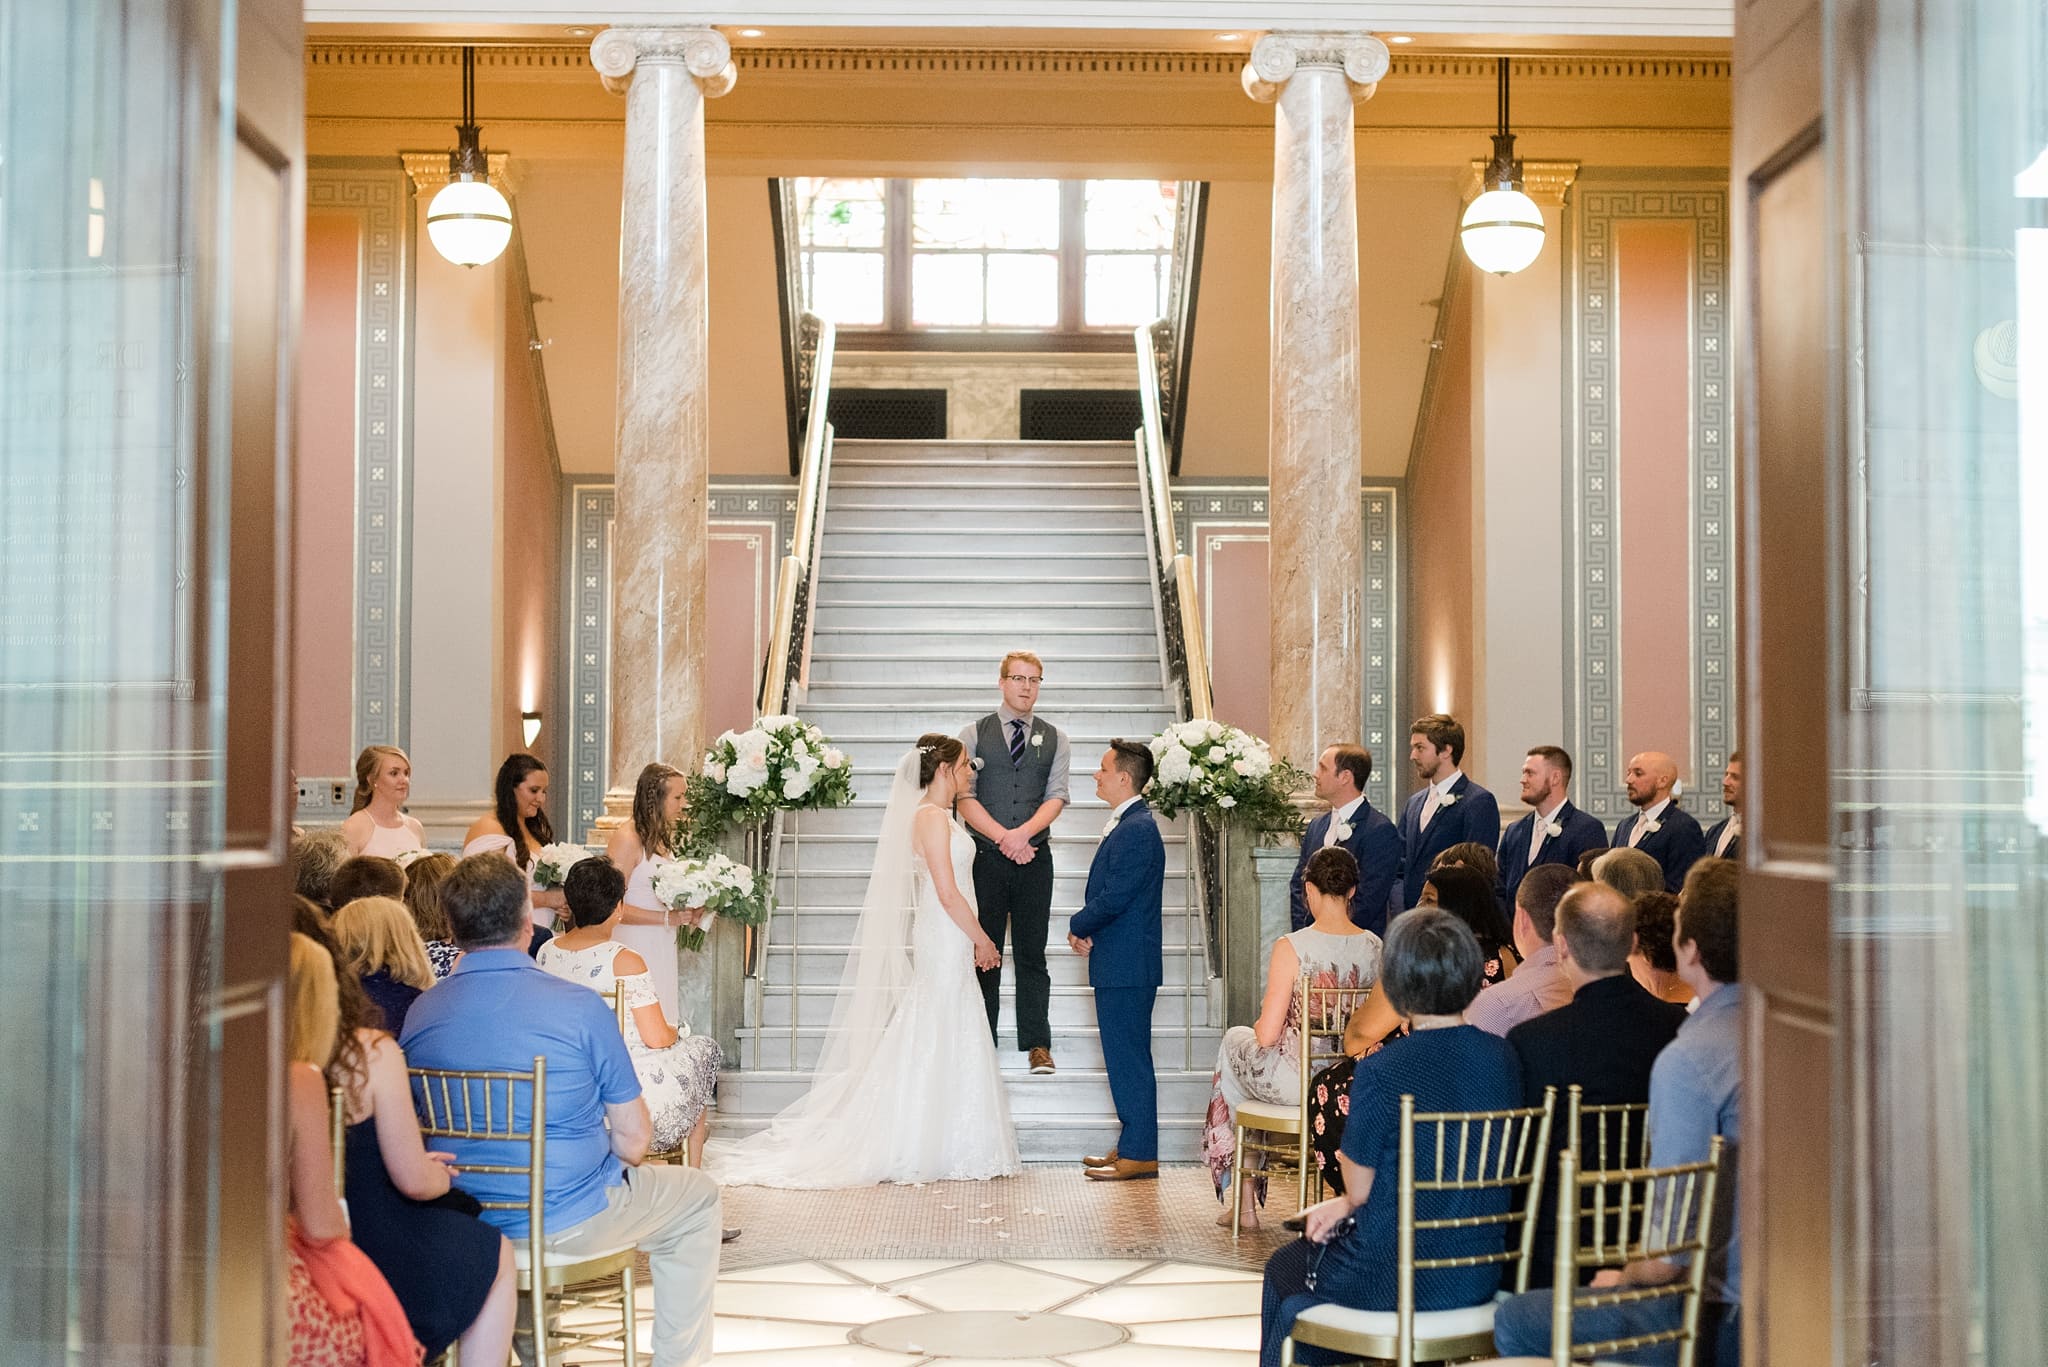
[650,851,770,952]
[679,714,854,854]
[530,842,593,890]
[1144,720,1306,831]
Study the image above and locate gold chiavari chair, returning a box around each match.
[410,1058,639,1367]
[1283,1088,1558,1367]
[1567,1087,1651,1170]
[1229,972,1372,1238]
[1473,1135,1725,1367]
[329,1085,347,1200]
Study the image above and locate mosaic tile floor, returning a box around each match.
[555,1164,1304,1364]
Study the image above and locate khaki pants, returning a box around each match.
[516,1164,722,1367]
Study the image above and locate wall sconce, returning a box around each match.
[521,711,543,748]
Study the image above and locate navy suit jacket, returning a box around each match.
[1398,773,1502,911]
[1704,817,1742,863]
[1069,804,1165,990]
[1496,801,1608,906]
[1611,803,1709,892]
[1289,801,1401,935]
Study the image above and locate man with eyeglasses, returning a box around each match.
[957,650,1070,1076]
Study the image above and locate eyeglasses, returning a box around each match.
[1003,674,1043,685]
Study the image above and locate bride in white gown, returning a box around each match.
[704,734,1023,1188]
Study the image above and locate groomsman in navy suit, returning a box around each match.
[1398,714,1501,912]
[1290,744,1401,935]
[1496,745,1608,906]
[1612,751,1708,892]
[1069,740,1166,1182]
[1704,752,1743,861]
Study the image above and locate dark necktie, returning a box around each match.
[1009,718,1026,765]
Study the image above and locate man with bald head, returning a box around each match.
[1612,751,1707,892]
[1504,880,1690,1285]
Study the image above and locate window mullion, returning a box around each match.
[1060,181,1086,332]
[887,178,912,331]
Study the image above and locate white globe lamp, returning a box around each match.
[1459,59,1546,278]
[427,48,512,270]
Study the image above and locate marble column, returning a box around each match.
[590,28,735,832]
[1244,33,1389,768]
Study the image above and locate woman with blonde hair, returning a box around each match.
[605,760,699,1023]
[332,896,436,1036]
[342,745,426,859]
[400,852,461,979]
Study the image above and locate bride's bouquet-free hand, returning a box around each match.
[530,842,594,890]
[678,714,855,855]
[651,852,769,953]
[1144,720,1307,832]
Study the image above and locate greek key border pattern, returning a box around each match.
[1571,184,1731,823]
[307,163,409,752]
[1172,478,1402,815]
[564,479,798,836]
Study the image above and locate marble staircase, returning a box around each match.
[714,439,1220,1162]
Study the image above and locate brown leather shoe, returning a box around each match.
[1028,1048,1055,1075]
[1084,1158,1160,1182]
[1082,1149,1118,1169]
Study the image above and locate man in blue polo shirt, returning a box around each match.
[402,855,722,1367]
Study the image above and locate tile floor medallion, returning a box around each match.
[555,1165,1298,1364]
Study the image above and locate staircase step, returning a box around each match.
[805,676,1165,694]
[755,985,1206,1030]
[824,501,1146,525]
[706,1112,1209,1162]
[714,1068,1217,1119]
[760,905,1208,948]
[760,943,1207,988]
[810,631,1164,659]
[736,1023,1223,1074]
[809,654,1162,685]
[804,604,1160,632]
[824,481,1145,508]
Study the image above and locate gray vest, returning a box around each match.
[973,712,1059,848]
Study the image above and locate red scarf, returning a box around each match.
[289,1220,423,1366]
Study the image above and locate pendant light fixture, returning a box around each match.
[426,47,513,268]
[1459,58,1546,276]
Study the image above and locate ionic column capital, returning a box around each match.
[589,26,737,98]
[1242,32,1391,104]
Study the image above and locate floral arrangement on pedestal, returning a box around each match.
[677,714,855,855]
[530,842,594,890]
[1144,720,1307,832]
[651,852,770,953]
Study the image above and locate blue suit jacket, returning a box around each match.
[1398,774,1502,911]
[1289,802,1401,935]
[1612,804,1709,893]
[1069,804,1165,989]
[1704,817,1741,863]
[1496,801,1608,906]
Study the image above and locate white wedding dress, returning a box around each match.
[703,751,1021,1188]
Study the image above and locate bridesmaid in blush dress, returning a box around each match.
[605,761,700,1027]
[342,746,426,861]
[461,753,567,936]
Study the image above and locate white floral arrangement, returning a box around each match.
[650,851,771,952]
[1144,720,1306,831]
[680,715,855,853]
[530,842,593,890]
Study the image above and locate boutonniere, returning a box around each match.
[1030,732,1044,748]
[1543,820,1564,838]
[971,756,985,770]
[1641,817,1662,835]
[1439,792,1459,808]
[1332,821,1355,841]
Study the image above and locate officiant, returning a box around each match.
[956,650,1070,1077]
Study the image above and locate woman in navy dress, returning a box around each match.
[1261,907,1525,1367]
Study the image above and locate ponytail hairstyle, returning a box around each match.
[916,733,966,788]
[632,762,686,858]
[491,752,555,868]
[350,745,410,814]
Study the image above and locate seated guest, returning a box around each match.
[539,857,724,1166]
[1259,908,1524,1367]
[1206,847,1384,1230]
[1630,891,1695,1006]
[1430,839,1501,903]
[1593,846,1665,901]
[329,855,407,909]
[401,852,462,978]
[1493,858,1744,1367]
[1290,745,1400,935]
[400,855,723,1367]
[1416,864,1516,983]
[1506,882,1689,1285]
[285,933,420,1366]
[291,829,351,915]
[1575,846,1612,880]
[1467,864,1580,1036]
[1611,752,1708,892]
[333,896,436,1037]
[1307,993,1399,1198]
[305,925,516,1361]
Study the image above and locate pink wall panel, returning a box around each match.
[1408,274,1477,727]
[499,267,562,769]
[1201,530,1272,741]
[293,210,361,777]
[706,524,774,740]
[1614,218,1696,780]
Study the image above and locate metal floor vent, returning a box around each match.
[826,388,948,441]
[1019,388,1145,442]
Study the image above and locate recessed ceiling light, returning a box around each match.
[1387,34,1415,43]
[1216,32,1240,41]
[738,27,764,37]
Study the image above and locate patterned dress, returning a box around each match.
[535,938,722,1153]
[1204,926,1383,1203]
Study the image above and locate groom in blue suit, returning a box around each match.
[1398,713,1501,911]
[1290,744,1400,934]
[1068,739,1166,1181]
[1497,745,1608,906]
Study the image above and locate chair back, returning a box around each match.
[1549,1136,1725,1367]
[1294,971,1373,1111]
[1566,1086,1651,1169]
[409,1058,549,1253]
[1393,1087,1558,1360]
[328,1085,347,1200]
[607,982,630,1032]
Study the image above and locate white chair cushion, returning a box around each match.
[512,1237,638,1268]
[1235,1099,1301,1127]
[1293,1297,1497,1340]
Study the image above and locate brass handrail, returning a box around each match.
[756,313,836,719]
